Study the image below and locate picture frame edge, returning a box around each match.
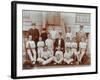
[11,1,98,79]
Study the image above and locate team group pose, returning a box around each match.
[24,24,90,66]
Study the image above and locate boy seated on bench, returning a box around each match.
[26,35,36,64]
[78,37,87,64]
[37,37,44,58]
[64,37,73,64]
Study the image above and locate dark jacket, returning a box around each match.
[54,38,65,53]
[41,32,47,42]
[28,28,39,41]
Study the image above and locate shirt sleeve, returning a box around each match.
[26,41,29,48]
[79,42,81,49]
[43,42,45,47]
[64,53,66,58]
[45,40,48,46]
[37,42,39,47]
[33,41,36,48]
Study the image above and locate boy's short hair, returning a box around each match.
[80,25,83,28]
[42,28,46,31]
[59,32,62,35]
[31,23,36,26]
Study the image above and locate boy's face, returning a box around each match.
[47,34,50,38]
[53,27,55,30]
[39,37,42,41]
[68,27,71,32]
[29,35,32,40]
[32,25,36,29]
[80,26,83,30]
[58,34,62,39]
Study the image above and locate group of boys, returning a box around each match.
[25,24,88,66]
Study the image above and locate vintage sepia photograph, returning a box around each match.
[11,1,97,79]
[22,10,91,69]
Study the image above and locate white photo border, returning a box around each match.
[11,1,98,79]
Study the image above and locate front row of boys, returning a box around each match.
[26,32,87,65]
